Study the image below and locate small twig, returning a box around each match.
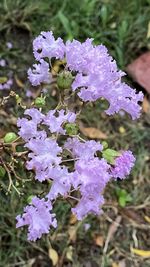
[66,195,79,202]
[0,157,21,195]
[61,157,79,163]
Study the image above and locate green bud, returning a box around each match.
[57,71,73,89]
[34,97,46,108]
[102,141,108,149]
[65,123,78,136]
[15,94,20,100]
[4,132,17,143]
[102,148,120,164]
[27,195,35,204]
[0,166,6,177]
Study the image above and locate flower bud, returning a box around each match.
[57,71,73,89]
[35,97,46,108]
[65,123,78,136]
[4,132,17,143]
[0,166,6,177]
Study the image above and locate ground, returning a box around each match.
[0,0,150,266]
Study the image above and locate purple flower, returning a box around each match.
[17,118,39,141]
[46,166,72,200]
[6,42,13,49]
[74,158,110,189]
[16,197,57,241]
[33,31,65,61]
[71,158,111,219]
[110,150,135,179]
[64,137,103,160]
[72,72,143,120]
[25,108,45,124]
[0,59,6,67]
[26,89,34,98]
[26,137,62,182]
[0,78,13,90]
[66,38,143,119]
[43,109,76,134]
[17,109,45,141]
[72,192,104,220]
[28,59,51,86]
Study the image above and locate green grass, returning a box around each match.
[0,0,150,266]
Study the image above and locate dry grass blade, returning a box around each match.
[103,215,122,253]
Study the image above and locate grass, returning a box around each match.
[0,0,150,266]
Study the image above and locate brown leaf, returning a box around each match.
[69,214,77,225]
[94,235,104,247]
[142,97,150,113]
[127,52,150,94]
[68,226,77,243]
[15,75,24,88]
[79,125,107,139]
[120,208,144,224]
[103,215,122,253]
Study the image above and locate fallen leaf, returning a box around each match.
[127,52,150,94]
[144,215,150,224]
[48,248,59,266]
[94,235,104,247]
[120,208,144,224]
[66,246,73,262]
[103,215,122,253]
[112,263,119,267]
[131,247,150,258]
[15,75,24,88]
[79,126,107,139]
[142,97,150,113]
[68,226,77,243]
[69,214,77,225]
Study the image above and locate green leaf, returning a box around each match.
[102,148,120,164]
[126,194,132,202]
[0,166,6,177]
[57,11,73,39]
[119,196,126,207]
[100,5,108,27]
[27,195,35,204]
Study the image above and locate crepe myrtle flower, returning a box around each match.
[110,150,136,179]
[16,197,57,241]
[28,59,51,86]
[16,31,143,241]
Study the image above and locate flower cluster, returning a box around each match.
[28,31,143,119]
[16,31,141,241]
[16,107,135,241]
